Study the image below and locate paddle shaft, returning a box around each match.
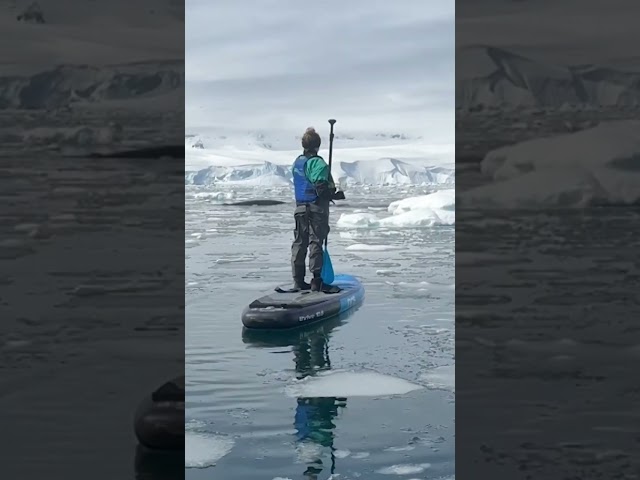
[325,118,336,250]
[328,118,336,169]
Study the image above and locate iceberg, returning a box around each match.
[460,120,640,208]
[337,189,455,228]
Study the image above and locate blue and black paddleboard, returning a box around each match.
[241,274,365,330]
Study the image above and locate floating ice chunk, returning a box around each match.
[185,432,234,468]
[387,189,454,214]
[376,463,432,475]
[285,370,423,398]
[380,208,452,227]
[215,256,255,264]
[385,190,455,226]
[376,269,395,276]
[420,365,455,392]
[295,441,323,463]
[337,213,380,228]
[338,190,455,228]
[352,452,371,459]
[345,244,403,251]
[193,191,236,200]
[385,445,416,452]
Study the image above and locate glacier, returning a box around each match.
[184,132,454,187]
[457,46,640,110]
[187,158,455,187]
[0,61,184,110]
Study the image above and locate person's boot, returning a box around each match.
[310,275,322,292]
[293,279,311,291]
[293,266,311,291]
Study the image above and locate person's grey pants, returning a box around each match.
[291,202,330,281]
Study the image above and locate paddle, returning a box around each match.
[321,246,335,285]
[321,119,337,285]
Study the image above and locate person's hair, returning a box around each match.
[301,127,321,152]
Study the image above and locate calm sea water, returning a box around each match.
[185,185,455,480]
[455,205,640,477]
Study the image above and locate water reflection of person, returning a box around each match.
[291,324,347,479]
[242,310,359,480]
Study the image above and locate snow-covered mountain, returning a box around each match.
[0,61,183,110]
[184,130,454,187]
[457,46,640,110]
[184,130,427,152]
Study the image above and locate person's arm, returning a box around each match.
[305,157,330,183]
[305,157,335,200]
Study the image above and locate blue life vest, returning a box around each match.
[292,155,318,203]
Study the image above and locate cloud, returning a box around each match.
[186,0,454,140]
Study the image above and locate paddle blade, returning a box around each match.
[321,247,335,284]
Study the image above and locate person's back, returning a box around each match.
[290,127,338,292]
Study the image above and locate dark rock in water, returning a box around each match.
[225,199,287,206]
[133,375,184,451]
[192,140,204,149]
[17,2,45,24]
[89,145,184,159]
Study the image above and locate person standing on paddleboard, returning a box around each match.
[291,126,344,292]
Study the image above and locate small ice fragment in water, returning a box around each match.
[345,244,402,251]
[185,432,234,468]
[352,451,370,459]
[420,365,455,392]
[385,445,416,452]
[376,463,431,475]
[285,370,423,398]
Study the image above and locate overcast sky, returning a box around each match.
[186,0,454,142]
